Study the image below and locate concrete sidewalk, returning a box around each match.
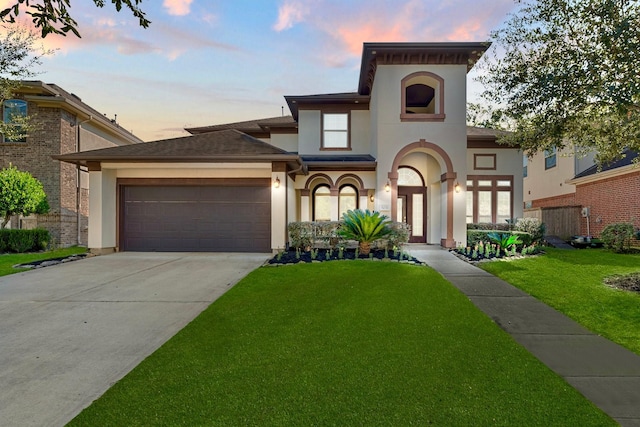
[407,245,640,427]
[0,252,269,427]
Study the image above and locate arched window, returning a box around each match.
[313,185,331,221]
[398,167,424,186]
[400,72,445,122]
[338,185,358,218]
[3,99,27,143]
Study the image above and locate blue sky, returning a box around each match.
[4,0,516,141]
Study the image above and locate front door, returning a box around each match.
[397,186,426,243]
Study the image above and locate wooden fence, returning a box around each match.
[524,206,582,240]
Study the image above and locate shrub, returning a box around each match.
[468,230,532,247]
[515,217,546,243]
[0,228,49,253]
[600,222,635,253]
[467,223,511,231]
[374,222,411,250]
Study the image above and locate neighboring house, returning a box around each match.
[523,147,639,238]
[55,42,524,254]
[2,81,143,247]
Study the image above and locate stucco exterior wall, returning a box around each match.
[467,148,524,221]
[369,64,469,245]
[524,147,576,206]
[268,133,298,153]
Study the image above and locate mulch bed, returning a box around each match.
[266,248,424,266]
[604,272,640,293]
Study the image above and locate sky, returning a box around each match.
[1,0,516,142]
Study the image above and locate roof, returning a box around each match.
[573,149,639,179]
[300,154,377,171]
[358,42,490,96]
[466,126,508,139]
[284,93,370,121]
[53,129,300,166]
[186,116,297,136]
[19,81,143,144]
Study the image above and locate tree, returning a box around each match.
[0,164,49,228]
[477,0,640,165]
[0,0,150,38]
[0,25,53,141]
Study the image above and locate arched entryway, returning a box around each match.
[389,139,457,248]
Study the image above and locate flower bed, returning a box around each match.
[452,241,542,264]
[266,247,424,266]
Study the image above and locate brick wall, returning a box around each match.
[0,100,83,247]
[575,170,640,237]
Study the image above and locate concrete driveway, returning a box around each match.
[0,252,268,427]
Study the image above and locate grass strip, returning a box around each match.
[70,262,613,426]
[0,246,87,277]
[481,247,640,355]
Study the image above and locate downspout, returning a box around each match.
[76,116,93,246]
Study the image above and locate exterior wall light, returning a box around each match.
[369,194,375,203]
[273,177,280,188]
[384,181,391,192]
[454,181,461,193]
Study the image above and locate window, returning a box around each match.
[322,113,349,149]
[3,99,27,143]
[466,176,513,224]
[523,155,528,178]
[338,185,358,218]
[313,185,331,221]
[544,147,557,169]
[397,167,423,186]
[400,72,445,122]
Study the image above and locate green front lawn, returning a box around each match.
[69,262,613,426]
[0,246,87,277]
[481,248,640,355]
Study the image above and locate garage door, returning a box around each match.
[120,180,271,252]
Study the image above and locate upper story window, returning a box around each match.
[400,72,445,122]
[544,147,557,169]
[3,99,27,143]
[322,113,349,150]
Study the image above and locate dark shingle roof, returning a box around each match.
[54,129,299,166]
[574,149,639,179]
[185,116,297,134]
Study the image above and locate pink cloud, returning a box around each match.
[274,0,514,67]
[273,0,310,31]
[163,0,193,16]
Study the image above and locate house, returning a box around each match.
[2,81,143,246]
[54,42,524,254]
[524,146,639,238]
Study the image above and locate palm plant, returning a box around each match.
[338,209,392,256]
[487,232,522,256]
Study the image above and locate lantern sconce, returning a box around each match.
[384,181,391,192]
[454,181,461,193]
[273,176,281,188]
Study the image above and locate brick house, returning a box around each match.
[2,81,143,247]
[524,148,639,239]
